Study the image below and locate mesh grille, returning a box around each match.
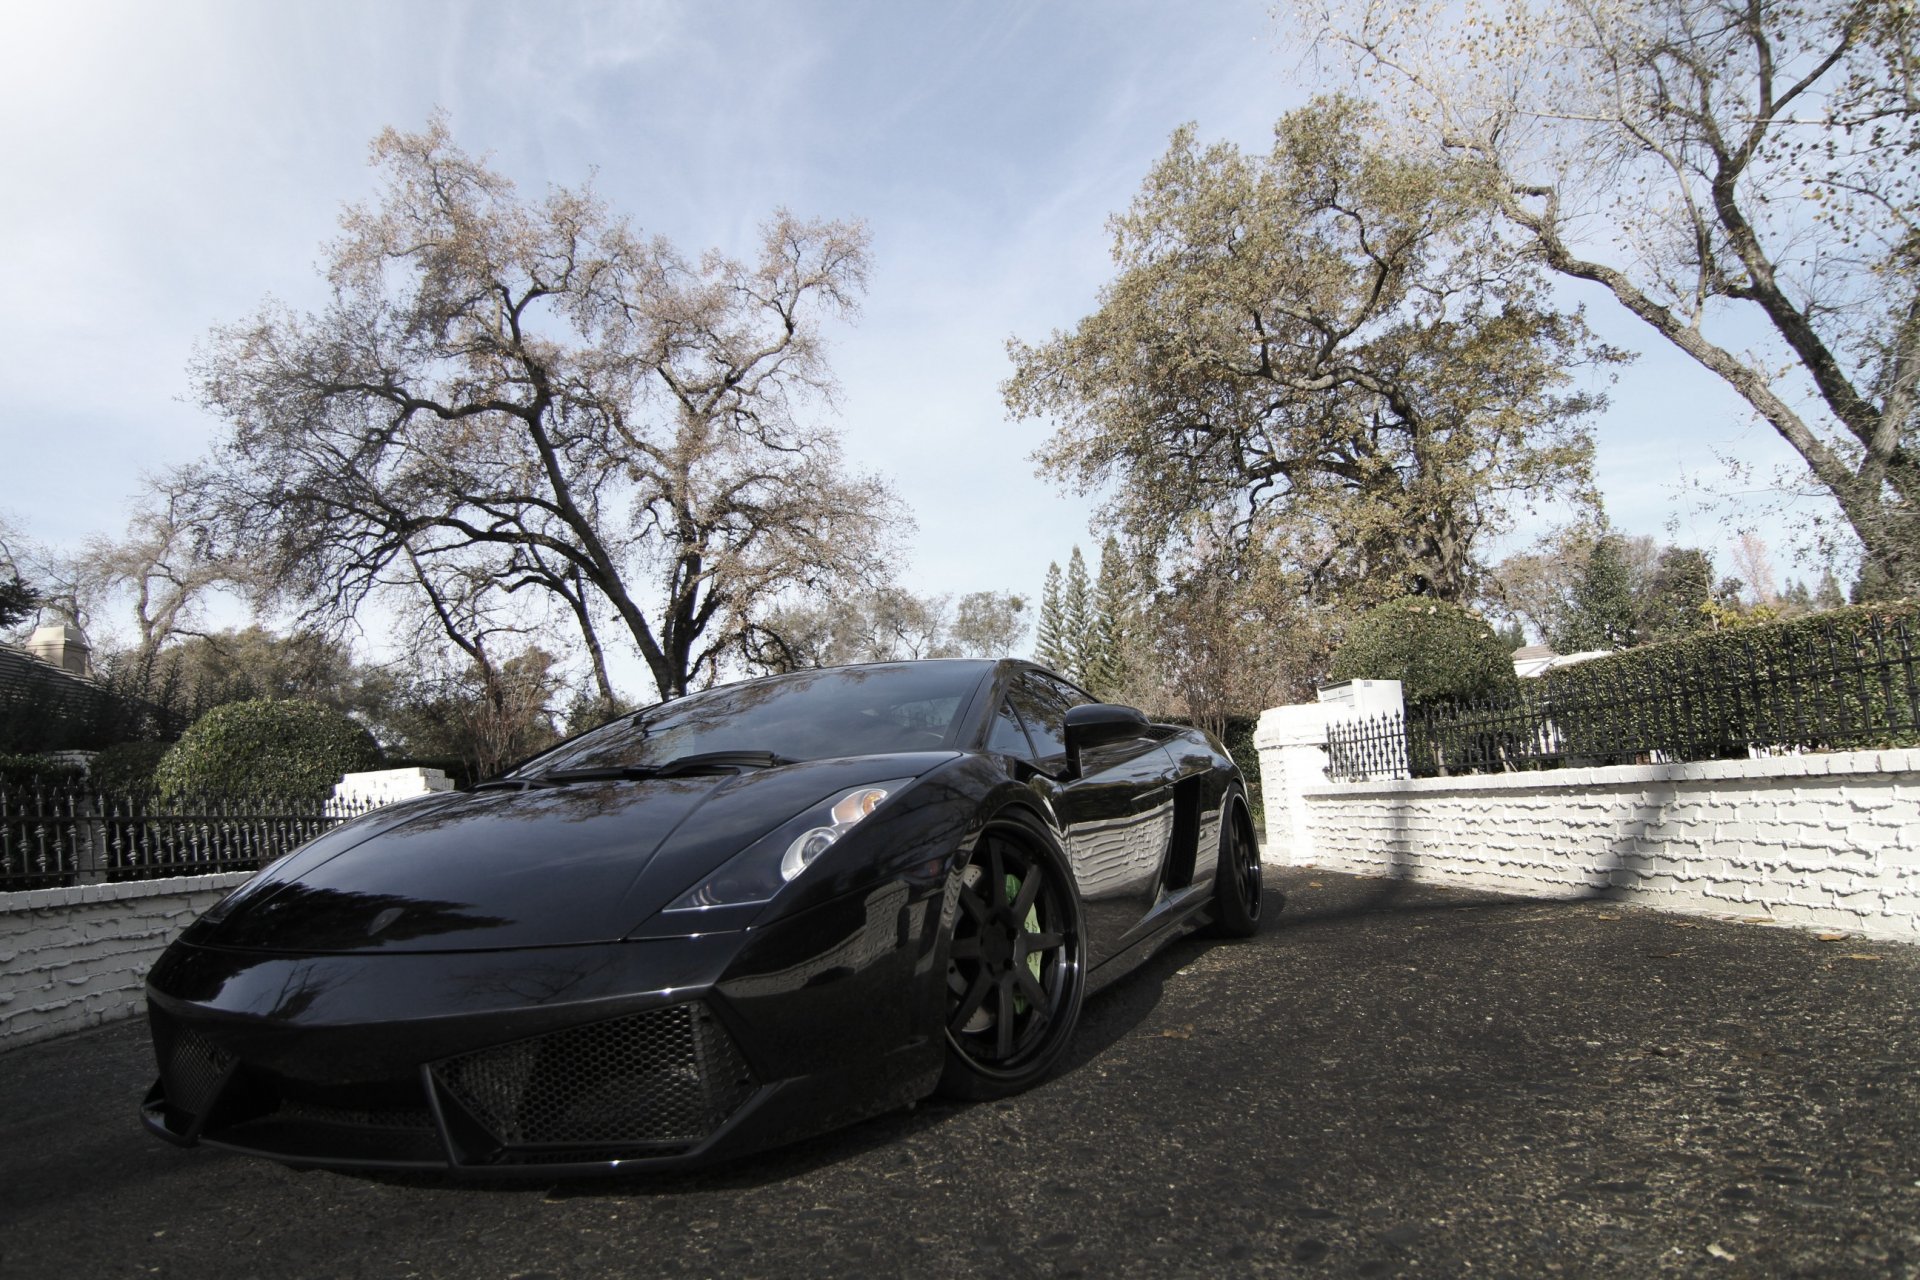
[156,1019,233,1119]
[433,1003,756,1148]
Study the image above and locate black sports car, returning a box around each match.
[142,659,1267,1175]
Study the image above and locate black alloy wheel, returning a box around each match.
[1206,806,1264,938]
[936,825,1086,1100]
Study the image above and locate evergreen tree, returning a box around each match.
[1035,561,1071,671]
[1814,571,1845,611]
[1061,547,1094,684]
[1086,535,1134,699]
[1637,547,1712,644]
[1554,536,1636,651]
[0,575,36,631]
[1851,558,1897,605]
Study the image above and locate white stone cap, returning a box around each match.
[1315,678,1403,716]
[332,767,455,809]
[1255,702,1337,749]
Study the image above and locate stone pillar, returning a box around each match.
[1257,680,1408,865]
[1254,704,1335,865]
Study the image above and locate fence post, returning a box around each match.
[75,790,107,885]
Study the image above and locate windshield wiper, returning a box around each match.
[655,750,794,776]
[470,777,559,792]
[535,750,795,785]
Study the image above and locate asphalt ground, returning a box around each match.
[3,867,1918,1280]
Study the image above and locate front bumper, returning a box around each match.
[142,881,946,1176]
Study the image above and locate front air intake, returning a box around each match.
[152,1015,233,1121]
[432,1002,757,1150]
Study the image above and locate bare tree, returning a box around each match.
[78,473,239,671]
[1731,530,1780,605]
[193,116,903,700]
[1302,0,1920,587]
[1136,531,1331,738]
[947,591,1030,658]
[749,587,1028,671]
[0,514,43,635]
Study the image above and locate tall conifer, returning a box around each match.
[1061,547,1094,684]
[1035,561,1070,671]
[1087,535,1132,699]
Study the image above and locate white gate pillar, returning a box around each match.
[1255,704,1334,865]
[1256,680,1405,865]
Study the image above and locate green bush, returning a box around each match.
[1227,720,1266,835]
[1537,600,1920,759]
[0,752,87,787]
[88,741,174,794]
[1328,597,1517,707]
[153,699,382,800]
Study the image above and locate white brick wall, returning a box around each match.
[1292,749,1920,942]
[0,872,251,1051]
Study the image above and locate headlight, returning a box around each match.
[665,779,910,912]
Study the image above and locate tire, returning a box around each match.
[1205,802,1264,938]
[936,822,1087,1100]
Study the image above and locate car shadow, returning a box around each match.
[342,875,1606,1200]
[1273,870,1599,930]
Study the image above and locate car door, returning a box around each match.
[1001,672,1179,968]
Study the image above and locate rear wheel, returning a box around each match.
[1206,805,1264,938]
[936,825,1086,1100]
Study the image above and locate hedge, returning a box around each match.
[88,741,174,794]
[153,699,382,800]
[0,753,87,788]
[1534,601,1920,760]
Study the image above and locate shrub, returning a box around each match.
[153,699,382,800]
[88,741,174,794]
[1328,597,1517,707]
[1537,599,1920,758]
[0,752,86,787]
[1219,716,1264,834]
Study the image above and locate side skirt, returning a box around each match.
[1081,891,1213,998]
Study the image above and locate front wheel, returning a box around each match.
[1205,804,1264,938]
[936,825,1086,1100]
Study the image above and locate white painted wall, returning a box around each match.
[1263,730,1920,942]
[0,872,251,1050]
[0,766,449,1053]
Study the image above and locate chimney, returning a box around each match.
[25,623,92,677]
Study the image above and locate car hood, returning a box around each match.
[183,754,956,954]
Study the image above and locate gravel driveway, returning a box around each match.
[2,867,1916,1278]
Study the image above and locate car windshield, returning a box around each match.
[516,662,994,776]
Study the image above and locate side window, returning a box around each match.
[1007,675,1076,772]
[986,698,1035,759]
[1036,673,1095,711]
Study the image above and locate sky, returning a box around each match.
[0,0,1832,686]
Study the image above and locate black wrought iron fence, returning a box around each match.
[1327,702,1585,779]
[1327,611,1920,781]
[0,781,374,891]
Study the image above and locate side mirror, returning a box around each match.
[1062,703,1150,776]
